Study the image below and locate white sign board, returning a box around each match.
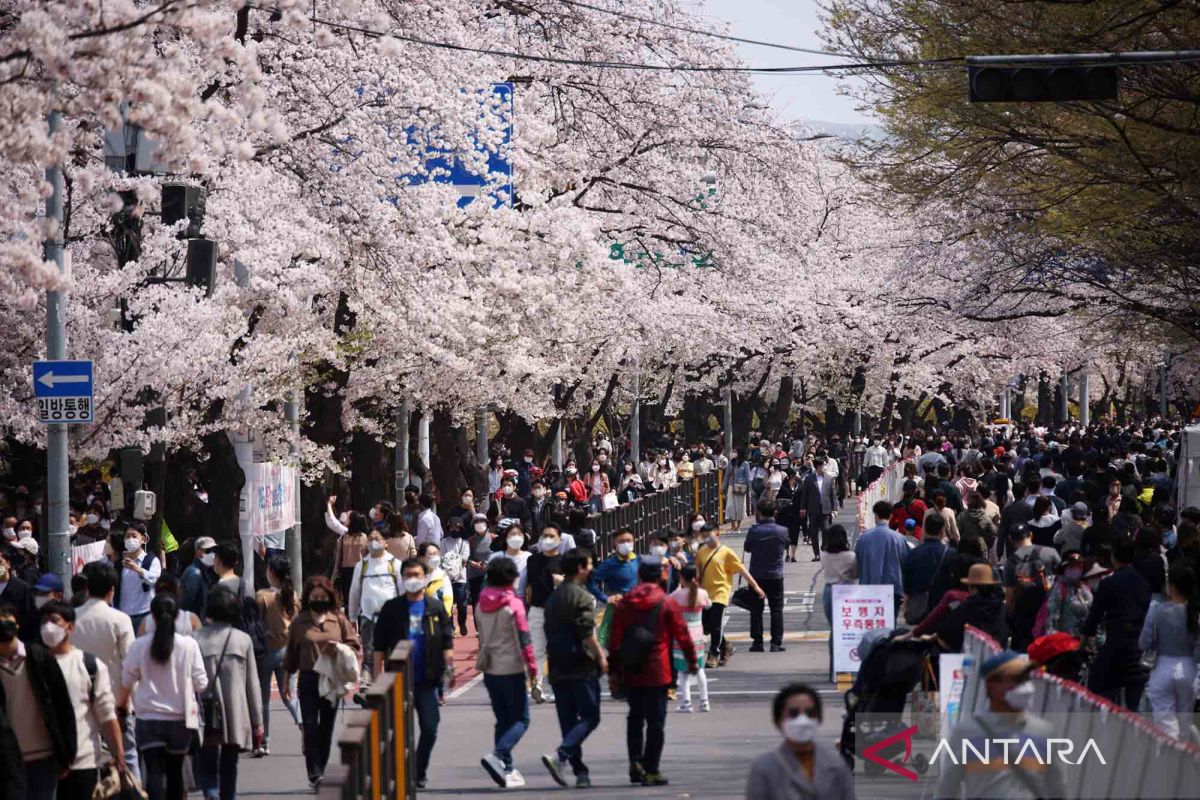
[938,652,966,737]
[832,583,895,673]
[241,462,297,536]
[71,540,107,575]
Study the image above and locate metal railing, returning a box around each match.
[583,471,723,558]
[318,641,416,800]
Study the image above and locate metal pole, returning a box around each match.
[1160,362,1169,419]
[44,107,70,593]
[395,400,411,505]
[551,419,563,468]
[853,410,862,437]
[475,407,488,466]
[723,387,734,457]
[285,393,303,586]
[1060,374,1070,423]
[417,411,430,483]
[1079,372,1090,426]
[630,368,641,466]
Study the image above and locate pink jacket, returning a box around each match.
[476,586,537,675]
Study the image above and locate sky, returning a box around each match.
[690,0,873,128]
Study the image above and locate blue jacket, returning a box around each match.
[743,522,790,580]
[901,539,947,596]
[854,523,909,596]
[180,560,216,616]
[588,554,639,603]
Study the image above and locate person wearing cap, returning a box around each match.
[1028,632,1086,681]
[1055,502,1091,553]
[933,563,1008,652]
[933,650,1065,800]
[496,477,531,531]
[180,535,218,617]
[1041,551,1093,640]
[32,573,63,609]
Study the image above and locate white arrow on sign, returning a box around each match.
[38,371,89,389]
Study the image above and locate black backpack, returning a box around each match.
[1011,548,1051,618]
[235,579,268,662]
[617,601,664,672]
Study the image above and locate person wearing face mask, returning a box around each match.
[497,479,532,531]
[116,524,161,634]
[327,500,371,606]
[419,543,453,620]
[414,494,444,550]
[467,515,496,621]
[527,479,554,538]
[745,683,852,800]
[693,448,714,477]
[32,573,64,611]
[1041,551,1093,639]
[933,651,1065,800]
[11,538,41,587]
[488,456,506,497]
[448,489,477,532]
[282,577,361,790]
[347,531,403,683]
[0,599,81,798]
[587,530,640,611]
[73,506,107,547]
[524,527,566,703]
[254,556,301,756]
[515,449,538,498]
[372,560,455,789]
[440,522,472,637]
[488,526,532,587]
[180,536,218,618]
[0,516,16,545]
[696,524,763,668]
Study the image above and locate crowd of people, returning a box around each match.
[0,417,1196,798]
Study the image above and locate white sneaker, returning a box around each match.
[481,753,507,787]
[504,769,526,788]
[677,702,693,713]
[700,699,711,712]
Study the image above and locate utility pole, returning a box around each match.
[284,393,303,586]
[722,387,734,457]
[1060,374,1070,423]
[1078,372,1090,426]
[44,106,71,591]
[395,400,411,505]
[1160,359,1170,419]
[630,362,641,466]
[417,411,430,486]
[475,407,488,467]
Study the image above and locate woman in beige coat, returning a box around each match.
[195,586,263,800]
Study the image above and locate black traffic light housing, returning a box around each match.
[969,64,1119,103]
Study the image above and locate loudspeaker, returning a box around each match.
[186,238,217,297]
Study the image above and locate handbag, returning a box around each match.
[601,491,619,511]
[910,657,940,734]
[730,585,760,611]
[200,631,232,743]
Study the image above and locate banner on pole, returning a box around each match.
[832,583,895,673]
[241,462,297,537]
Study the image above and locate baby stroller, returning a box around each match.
[839,629,937,775]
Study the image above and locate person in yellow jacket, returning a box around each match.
[419,541,453,616]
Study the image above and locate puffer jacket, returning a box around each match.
[607,582,695,688]
[476,586,537,677]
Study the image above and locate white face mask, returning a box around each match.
[691,520,705,531]
[615,541,634,556]
[16,528,31,541]
[474,522,488,533]
[426,555,441,570]
[124,538,141,553]
[200,553,216,568]
[369,508,382,522]
[1003,681,1035,711]
[40,622,67,648]
[34,595,52,609]
[506,535,525,551]
[403,577,426,594]
[533,489,546,499]
[650,545,667,557]
[369,539,385,553]
[540,537,560,552]
[503,486,515,497]
[592,464,600,472]
[782,714,818,744]
[0,529,13,541]
[85,513,99,525]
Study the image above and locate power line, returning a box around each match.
[299,12,964,75]
[550,0,853,58]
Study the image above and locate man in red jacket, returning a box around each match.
[607,561,697,787]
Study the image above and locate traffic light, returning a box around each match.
[185,238,217,297]
[968,65,1118,103]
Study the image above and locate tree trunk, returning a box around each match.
[771,377,794,439]
[199,431,244,542]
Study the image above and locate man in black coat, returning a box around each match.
[1082,535,1151,711]
[0,554,36,644]
[799,458,838,560]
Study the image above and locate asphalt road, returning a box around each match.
[238,507,859,799]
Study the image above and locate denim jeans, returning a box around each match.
[451,581,469,635]
[120,709,140,776]
[483,673,530,771]
[625,685,668,773]
[413,684,441,781]
[196,744,240,800]
[258,647,299,745]
[22,757,58,800]
[298,670,338,781]
[551,678,601,775]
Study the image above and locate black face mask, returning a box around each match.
[0,619,17,643]
[309,599,333,613]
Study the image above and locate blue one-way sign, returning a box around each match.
[33,360,94,423]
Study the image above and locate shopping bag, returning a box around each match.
[910,657,939,733]
[597,604,615,648]
[601,491,619,511]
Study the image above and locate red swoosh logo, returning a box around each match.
[861,724,920,781]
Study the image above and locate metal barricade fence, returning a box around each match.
[855,459,910,533]
[317,641,416,800]
[585,471,722,556]
[959,626,1200,798]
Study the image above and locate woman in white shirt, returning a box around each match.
[120,594,208,800]
[139,574,202,637]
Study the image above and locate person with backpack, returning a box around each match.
[39,600,127,800]
[195,587,263,800]
[255,556,300,756]
[607,560,697,787]
[1003,524,1060,652]
[207,542,270,678]
[347,530,402,684]
[888,480,927,539]
[541,548,606,789]
[477,558,540,789]
[117,522,162,633]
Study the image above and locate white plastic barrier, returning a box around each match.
[856,458,910,532]
[960,625,1200,798]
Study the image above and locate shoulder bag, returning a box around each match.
[200,630,232,743]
